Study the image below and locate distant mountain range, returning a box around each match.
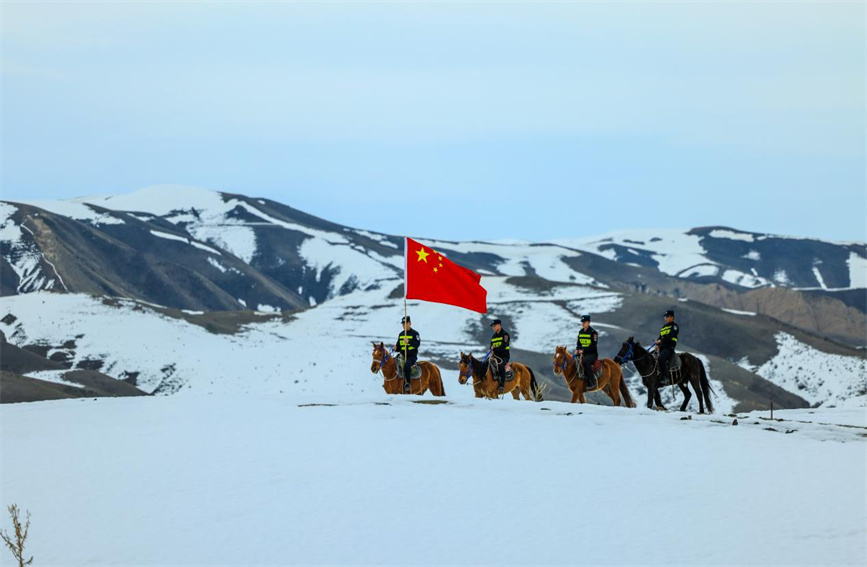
[1,186,865,409]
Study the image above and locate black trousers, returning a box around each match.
[659,348,675,382]
[582,352,598,379]
[402,355,417,381]
[495,354,510,381]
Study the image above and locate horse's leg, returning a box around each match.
[655,389,665,410]
[678,382,691,412]
[511,388,520,400]
[519,370,532,400]
[570,389,579,403]
[609,375,621,407]
[691,372,705,414]
[646,379,656,409]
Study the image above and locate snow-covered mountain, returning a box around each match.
[2,188,866,566]
[1,186,865,410]
[568,227,867,290]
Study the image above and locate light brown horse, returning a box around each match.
[458,352,542,401]
[370,342,445,396]
[552,346,635,406]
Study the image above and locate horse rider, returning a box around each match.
[395,315,421,393]
[576,314,599,389]
[489,319,511,394]
[655,310,679,385]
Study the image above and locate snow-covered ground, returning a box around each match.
[1,395,864,566]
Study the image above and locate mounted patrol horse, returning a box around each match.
[370,342,445,396]
[613,337,714,413]
[552,346,635,406]
[458,352,542,401]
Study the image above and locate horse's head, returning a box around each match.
[553,345,571,377]
[613,336,636,365]
[371,341,388,373]
[458,351,473,384]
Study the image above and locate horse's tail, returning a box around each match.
[528,367,543,402]
[429,364,446,397]
[698,359,715,414]
[617,368,636,408]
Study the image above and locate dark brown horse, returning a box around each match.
[552,346,635,406]
[613,337,714,413]
[458,352,542,401]
[370,342,445,396]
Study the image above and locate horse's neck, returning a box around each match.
[564,352,578,378]
[381,355,398,378]
[472,358,487,382]
[633,348,656,373]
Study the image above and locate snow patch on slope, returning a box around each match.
[0,203,63,293]
[708,229,755,242]
[752,333,867,408]
[848,252,867,288]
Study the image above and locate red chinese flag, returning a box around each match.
[405,237,487,314]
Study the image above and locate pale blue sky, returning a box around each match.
[2,0,865,242]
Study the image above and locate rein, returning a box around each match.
[374,349,403,382]
[617,342,658,379]
[555,351,580,386]
[459,355,486,386]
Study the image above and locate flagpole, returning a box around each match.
[404,237,408,391]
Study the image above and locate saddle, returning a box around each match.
[395,354,422,379]
[490,356,514,381]
[654,351,682,385]
[576,357,603,381]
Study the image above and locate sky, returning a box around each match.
[1,0,865,243]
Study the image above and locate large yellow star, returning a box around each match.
[416,247,430,263]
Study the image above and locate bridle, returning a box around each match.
[373,348,401,381]
[459,355,483,385]
[554,349,579,385]
[615,342,657,378]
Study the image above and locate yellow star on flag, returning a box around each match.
[416,247,430,263]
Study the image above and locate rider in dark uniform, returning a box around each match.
[655,310,679,385]
[576,314,599,389]
[395,316,420,393]
[489,319,511,393]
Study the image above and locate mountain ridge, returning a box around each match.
[1,187,864,409]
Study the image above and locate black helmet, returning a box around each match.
[664,310,675,318]
[580,314,591,322]
[490,319,502,327]
[401,316,411,324]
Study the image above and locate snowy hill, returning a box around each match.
[1,187,866,565]
[1,187,865,411]
[1,394,865,565]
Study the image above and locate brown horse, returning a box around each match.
[370,342,445,396]
[458,352,542,401]
[552,346,636,406]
